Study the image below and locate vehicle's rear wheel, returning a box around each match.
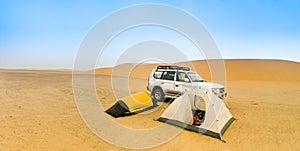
[151,87,165,102]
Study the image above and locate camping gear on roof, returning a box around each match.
[105,92,154,117]
[157,91,234,140]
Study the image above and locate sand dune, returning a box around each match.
[0,59,300,150]
[224,59,300,81]
[95,59,300,81]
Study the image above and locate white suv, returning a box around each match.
[147,65,226,102]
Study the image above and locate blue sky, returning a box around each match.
[0,0,299,68]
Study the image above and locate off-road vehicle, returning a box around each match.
[147,65,226,102]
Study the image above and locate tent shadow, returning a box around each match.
[113,104,159,118]
[134,105,159,114]
[115,112,137,117]
[154,98,175,105]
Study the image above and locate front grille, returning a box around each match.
[219,88,225,93]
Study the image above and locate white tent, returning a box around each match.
[157,90,234,139]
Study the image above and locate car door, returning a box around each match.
[174,72,193,93]
[160,71,176,93]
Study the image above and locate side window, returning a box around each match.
[153,71,163,79]
[176,72,190,82]
[162,71,175,81]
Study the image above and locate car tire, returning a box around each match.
[151,87,165,102]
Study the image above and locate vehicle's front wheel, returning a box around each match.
[151,87,165,102]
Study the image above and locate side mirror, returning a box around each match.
[184,78,190,82]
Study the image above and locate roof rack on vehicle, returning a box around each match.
[157,65,190,71]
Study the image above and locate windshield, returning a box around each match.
[187,72,204,82]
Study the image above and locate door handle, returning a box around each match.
[175,85,179,87]
[161,82,164,84]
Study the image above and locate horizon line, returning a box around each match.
[0,58,299,71]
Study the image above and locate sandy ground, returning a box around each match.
[0,59,300,150]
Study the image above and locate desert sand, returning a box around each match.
[0,59,300,150]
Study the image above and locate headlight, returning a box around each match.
[212,88,220,94]
[212,88,226,100]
